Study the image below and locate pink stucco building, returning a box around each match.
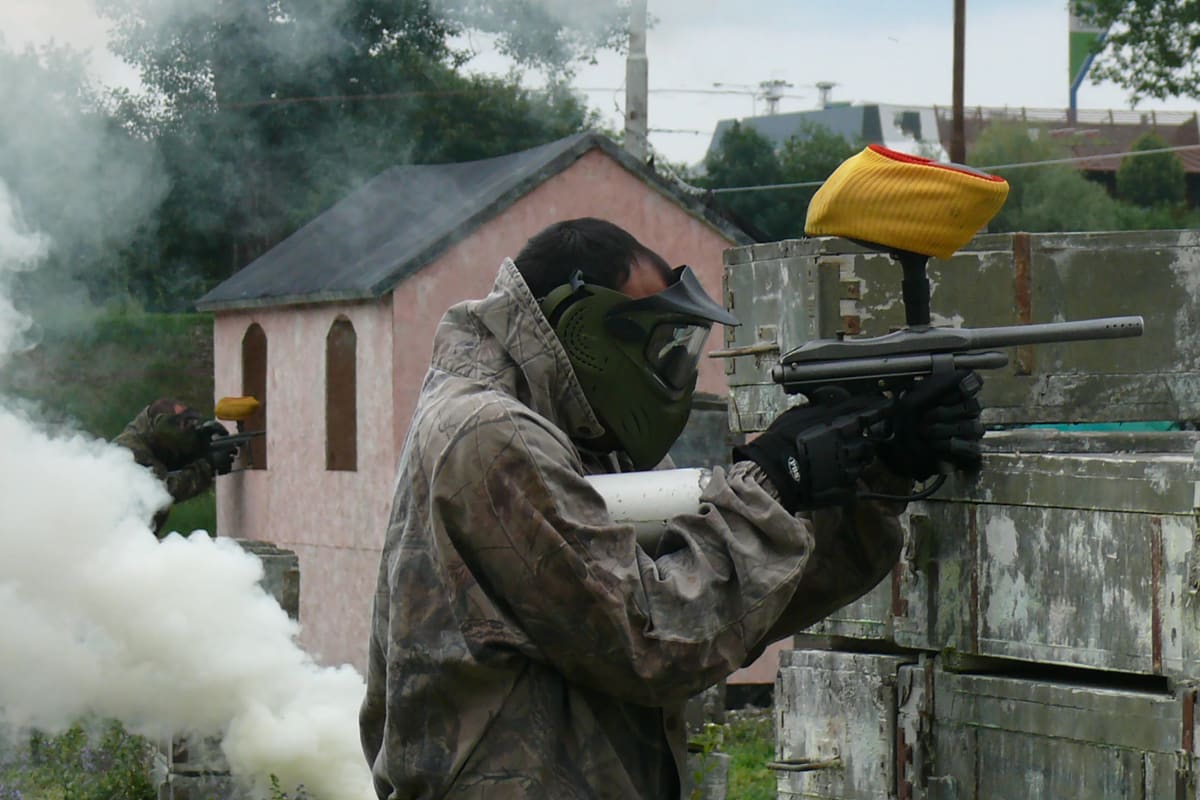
[197,133,754,672]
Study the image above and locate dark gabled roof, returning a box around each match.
[196,132,752,311]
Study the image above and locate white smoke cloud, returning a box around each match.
[0,36,373,800]
[0,181,373,799]
[0,185,50,364]
[0,4,632,796]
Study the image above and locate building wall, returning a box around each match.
[213,299,395,669]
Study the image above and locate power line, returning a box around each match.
[223,88,481,109]
[709,143,1200,195]
[980,143,1200,171]
[577,87,806,100]
[208,83,808,113]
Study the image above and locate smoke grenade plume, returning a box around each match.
[0,170,372,800]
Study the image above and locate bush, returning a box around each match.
[1117,133,1186,208]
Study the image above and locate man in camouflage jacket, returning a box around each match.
[112,399,231,536]
[360,220,982,799]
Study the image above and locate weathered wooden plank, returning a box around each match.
[776,650,914,799]
[911,667,1189,800]
[800,433,1200,678]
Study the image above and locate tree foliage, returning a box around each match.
[699,122,856,240]
[968,122,1123,232]
[81,0,615,309]
[1116,132,1187,207]
[968,121,1200,233]
[0,42,170,310]
[1071,1,1200,101]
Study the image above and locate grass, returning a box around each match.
[0,309,218,534]
[723,709,776,800]
[0,722,157,800]
[691,707,776,800]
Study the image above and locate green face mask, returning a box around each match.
[149,404,205,466]
[540,266,739,469]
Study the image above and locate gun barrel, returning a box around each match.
[964,316,1143,349]
[211,430,266,447]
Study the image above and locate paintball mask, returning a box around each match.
[147,398,205,466]
[540,265,739,469]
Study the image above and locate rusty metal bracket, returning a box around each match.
[1152,515,1164,674]
[1012,232,1034,375]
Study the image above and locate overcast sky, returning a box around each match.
[5,0,1193,166]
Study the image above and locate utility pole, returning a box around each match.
[624,0,649,163]
[950,0,966,163]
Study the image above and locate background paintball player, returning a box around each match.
[360,214,988,799]
[112,398,238,536]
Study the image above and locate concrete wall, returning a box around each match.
[213,300,395,669]
[216,146,741,673]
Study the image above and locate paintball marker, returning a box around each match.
[715,248,1144,500]
[199,395,266,473]
[772,250,1144,399]
[712,144,1148,500]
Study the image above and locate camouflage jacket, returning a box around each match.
[360,259,909,800]
[112,406,215,535]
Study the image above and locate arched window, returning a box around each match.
[326,317,357,471]
[241,323,268,470]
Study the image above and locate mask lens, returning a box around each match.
[645,323,711,390]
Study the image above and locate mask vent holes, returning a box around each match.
[560,311,607,371]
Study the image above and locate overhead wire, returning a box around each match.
[190,85,1200,200]
[709,143,1200,194]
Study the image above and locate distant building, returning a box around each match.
[935,106,1200,203]
[195,132,752,672]
[707,103,948,163]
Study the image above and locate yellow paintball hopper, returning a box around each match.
[215,396,261,422]
[805,144,1010,260]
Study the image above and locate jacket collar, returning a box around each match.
[430,259,605,441]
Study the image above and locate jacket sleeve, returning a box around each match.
[113,430,215,504]
[164,459,216,504]
[737,460,909,665]
[433,400,900,707]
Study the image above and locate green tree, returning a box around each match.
[699,122,787,238]
[0,41,167,311]
[1116,132,1187,207]
[968,122,1123,233]
[776,122,858,238]
[93,0,611,307]
[1071,1,1200,101]
[699,121,855,240]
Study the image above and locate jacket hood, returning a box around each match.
[122,406,155,439]
[429,258,605,441]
